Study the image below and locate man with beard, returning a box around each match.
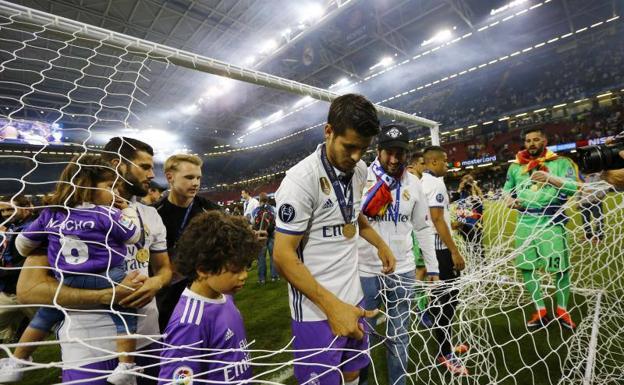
[13,137,172,385]
[274,94,395,385]
[153,154,220,331]
[503,128,579,330]
[357,125,438,385]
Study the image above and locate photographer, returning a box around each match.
[601,149,624,189]
[577,132,624,189]
[454,175,485,260]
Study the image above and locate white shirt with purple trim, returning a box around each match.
[358,167,438,276]
[421,171,452,250]
[275,144,367,322]
[58,200,168,365]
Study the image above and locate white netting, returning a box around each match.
[0,2,623,385]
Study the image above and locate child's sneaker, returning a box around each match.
[107,362,140,385]
[0,356,31,382]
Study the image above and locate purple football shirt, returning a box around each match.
[159,289,252,385]
[21,205,137,273]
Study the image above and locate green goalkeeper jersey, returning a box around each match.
[503,156,579,211]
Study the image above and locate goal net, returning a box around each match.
[0,1,622,385]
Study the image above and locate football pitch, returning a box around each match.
[15,194,624,385]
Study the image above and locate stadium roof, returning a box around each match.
[0,0,620,153]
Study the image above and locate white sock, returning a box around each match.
[344,378,359,385]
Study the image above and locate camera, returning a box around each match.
[577,132,624,173]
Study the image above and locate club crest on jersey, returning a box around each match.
[172,366,193,384]
[278,204,296,223]
[320,177,331,195]
[386,127,401,139]
[436,193,444,203]
[402,189,410,201]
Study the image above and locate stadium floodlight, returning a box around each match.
[260,39,278,54]
[266,110,284,123]
[329,77,350,89]
[281,28,292,38]
[293,95,314,108]
[491,0,529,16]
[181,103,199,115]
[244,56,255,65]
[369,56,394,71]
[52,131,62,142]
[298,3,325,23]
[247,120,262,131]
[421,28,454,46]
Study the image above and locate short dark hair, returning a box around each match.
[174,211,261,281]
[423,146,446,156]
[409,151,424,165]
[522,127,546,140]
[0,194,31,208]
[258,192,268,204]
[101,137,154,164]
[327,94,380,137]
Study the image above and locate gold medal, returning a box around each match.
[136,248,149,263]
[343,223,356,239]
[402,189,410,201]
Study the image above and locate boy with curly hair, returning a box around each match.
[158,211,262,385]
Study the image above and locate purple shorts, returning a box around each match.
[292,318,370,385]
[62,358,117,385]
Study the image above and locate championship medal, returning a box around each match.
[136,248,149,263]
[343,223,356,239]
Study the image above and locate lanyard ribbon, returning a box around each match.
[320,145,354,224]
[177,200,195,239]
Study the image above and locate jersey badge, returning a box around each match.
[402,189,410,201]
[278,204,296,223]
[436,193,444,203]
[172,366,193,385]
[320,177,331,195]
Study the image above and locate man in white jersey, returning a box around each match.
[420,146,468,376]
[15,137,172,385]
[357,125,438,385]
[242,189,259,223]
[274,94,396,385]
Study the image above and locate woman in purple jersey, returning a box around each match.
[158,211,262,385]
[9,155,143,385]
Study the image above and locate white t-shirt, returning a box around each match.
[421,171,452,250]
[275,144,366,322]
[358,167,438,276]
[58,200,168,364]
[243,197,259,222]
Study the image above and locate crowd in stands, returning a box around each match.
[403,24,623,131]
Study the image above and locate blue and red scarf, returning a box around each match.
[361,159,404,217]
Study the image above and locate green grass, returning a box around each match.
[14,194,624,384]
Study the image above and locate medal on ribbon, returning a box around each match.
[320,145,356,239]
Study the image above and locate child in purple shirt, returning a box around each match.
[158,211,261,385]
[12,155,142,385]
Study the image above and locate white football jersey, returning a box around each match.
[59,200,168,363]
[421,171,452,250]
[275,144,366,322]
[358,167,437,276]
